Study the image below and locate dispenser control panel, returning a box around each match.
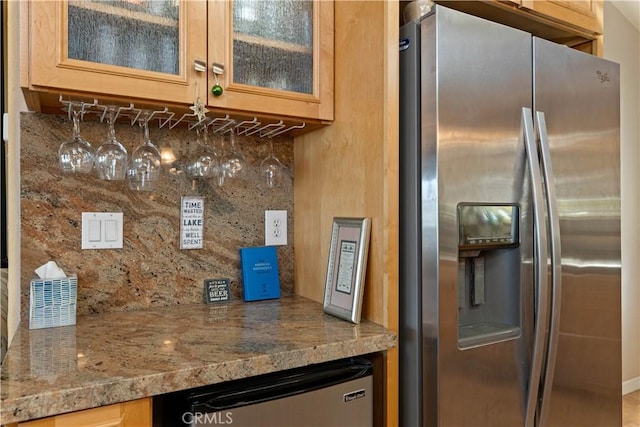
[457,203,520,249]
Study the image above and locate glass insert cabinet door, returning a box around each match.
[67,0,180,75]
[26,0,207,106]
[208,0,334,121]
[232,0,313,94]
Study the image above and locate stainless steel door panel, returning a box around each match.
[533,37,621,427]
[424,7,533,426]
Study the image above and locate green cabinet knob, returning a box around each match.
[211,85,223,97]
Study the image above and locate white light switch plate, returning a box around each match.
[82,212,123,249]
[265,210,287,246]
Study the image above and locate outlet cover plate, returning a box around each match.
[265,210,287,246]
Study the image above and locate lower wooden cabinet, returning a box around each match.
[10,398,152,427]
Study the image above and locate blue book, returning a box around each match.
[240,246,281,301]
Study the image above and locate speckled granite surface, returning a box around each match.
[0,295,396,424]
[20,112,294,319]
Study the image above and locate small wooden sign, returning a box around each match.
[180,196,204,249]
[204,278,231,304]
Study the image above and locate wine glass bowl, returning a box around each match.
[95,106,128,180]
[128,113,161,191]
[221,129,247,180]
[187,127,218,180]
[59,108,94,174]
[259,139,283,188]
[96,145,128,180]
[127,146,160,191]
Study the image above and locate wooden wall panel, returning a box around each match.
[294,1,399,425]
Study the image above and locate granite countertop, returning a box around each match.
[0,295,396,424]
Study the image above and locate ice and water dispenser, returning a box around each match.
[457,203,522,349]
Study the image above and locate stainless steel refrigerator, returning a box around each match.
[399,5,621,427]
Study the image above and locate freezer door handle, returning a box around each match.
[521,107,551,427]
[535,111,563,427]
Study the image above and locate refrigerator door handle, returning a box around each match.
[521,107,550,427]
[535,111,563,427]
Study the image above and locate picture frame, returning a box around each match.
[323,217,372,324]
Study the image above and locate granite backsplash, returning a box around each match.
[20,112,294,320]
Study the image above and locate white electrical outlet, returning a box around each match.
[265,210,287,246]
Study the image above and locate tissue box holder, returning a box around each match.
[29,275,77,329]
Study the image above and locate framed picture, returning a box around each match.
[323,217,372,324]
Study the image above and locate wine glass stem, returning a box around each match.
[72,110,81,139]
[107,108,116,141]
[229,130,236,150]
[143,115,151,144]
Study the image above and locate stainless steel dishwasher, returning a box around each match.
[153,357,373,427]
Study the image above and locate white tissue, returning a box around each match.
[35,261,67,280]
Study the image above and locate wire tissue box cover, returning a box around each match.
[29,275,78,329]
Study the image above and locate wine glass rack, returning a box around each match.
[59,95,307,138]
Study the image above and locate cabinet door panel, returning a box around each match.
[16,398,152,427]
[207,0,333,121]
[67,1,180,75]
[232,0,314,94]
[520,0,602,34]
[27,0,207,105]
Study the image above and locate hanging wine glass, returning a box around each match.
[95,106,128,180]
[187,126,218,179]
[127,111,161,191]
[168,137,189,176]
[259,139,283,188]
[58,107,94,174]
[221,127,246,180]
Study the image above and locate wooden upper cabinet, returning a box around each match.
[435,1,603,53]
[518,0,603,35]
[21,0,333,123]
[23,0,208,108]
[207,0,334,122]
